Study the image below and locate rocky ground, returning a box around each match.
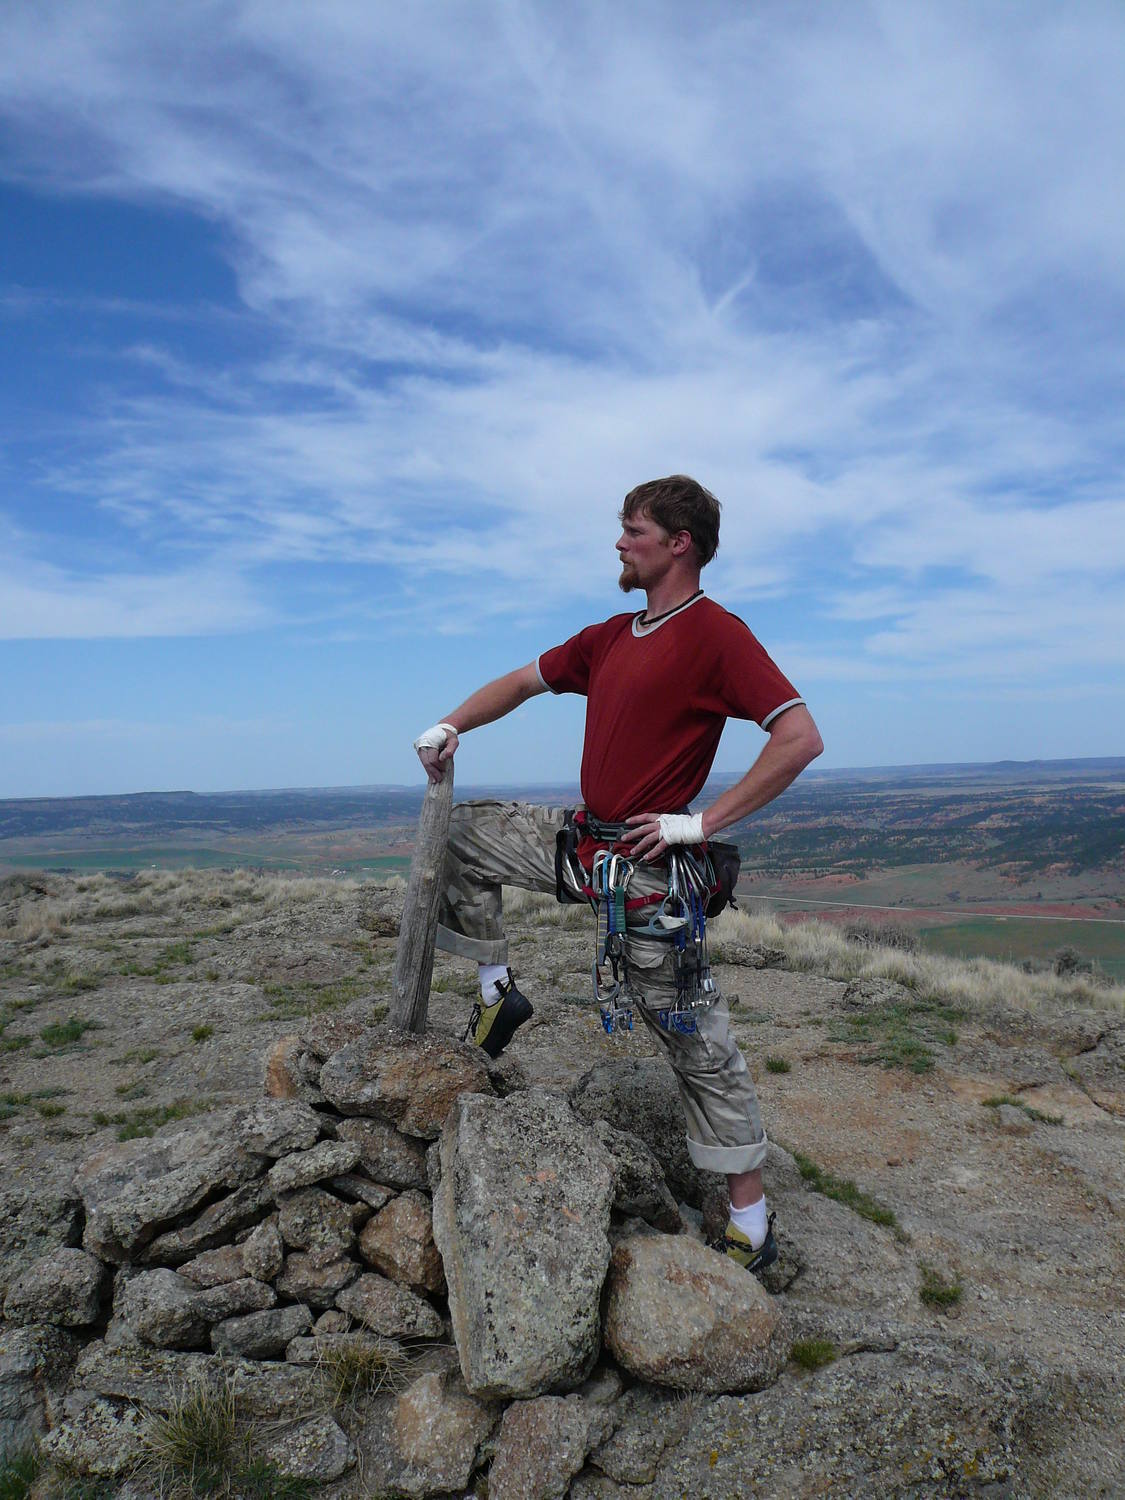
[1,869,1123,1498]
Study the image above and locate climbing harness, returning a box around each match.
[555,811,738,1039]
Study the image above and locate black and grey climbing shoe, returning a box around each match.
[709,1212,778,1277]
[463,970,533,1059]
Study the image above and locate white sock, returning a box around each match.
[478,964,508,1001]
[729,1196,769,1249]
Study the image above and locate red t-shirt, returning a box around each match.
[537,595,803,823]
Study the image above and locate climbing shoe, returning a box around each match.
[463,970,533,1059]
[710,1212,778,1277]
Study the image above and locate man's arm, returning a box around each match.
[415,661,547,783]
[624,705,823,859]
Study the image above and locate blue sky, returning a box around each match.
[2,1,1123,797]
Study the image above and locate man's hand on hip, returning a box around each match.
[622,811,705,862]
[413,722,460,783]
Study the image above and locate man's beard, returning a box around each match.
[618,564,638,593]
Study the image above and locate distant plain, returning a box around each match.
[3,757,1123,980]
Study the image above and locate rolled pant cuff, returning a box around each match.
[435,924,509,965]
[686,1133,769,1175]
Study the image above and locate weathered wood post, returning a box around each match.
[390,766,454,1033]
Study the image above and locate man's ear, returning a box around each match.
[670,529,694,557]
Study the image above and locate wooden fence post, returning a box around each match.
[390,766,454,1033]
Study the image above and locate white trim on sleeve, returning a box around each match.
[535,654,560,694]
[760,697,806,729]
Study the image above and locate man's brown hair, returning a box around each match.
[620,474,721,567]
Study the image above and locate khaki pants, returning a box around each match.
[436,800,767,1175]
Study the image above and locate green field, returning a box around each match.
[918,917,1125,983]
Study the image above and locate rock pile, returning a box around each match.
[0,1017,789,1495]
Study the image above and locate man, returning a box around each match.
[414,475,822,1274]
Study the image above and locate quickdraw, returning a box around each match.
[591,848,635,1035]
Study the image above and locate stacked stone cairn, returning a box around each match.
[0,1015,789,1496]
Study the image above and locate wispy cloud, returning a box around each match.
[0,0,1122,691]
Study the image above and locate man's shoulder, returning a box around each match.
[691,597,754,636]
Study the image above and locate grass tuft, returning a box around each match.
[38,1015,98,1048]
[0,1448,41,1499]
[140,1374,314,1498]
[790,1338,838,1370]
[191,1024,215,1043]
[764,1055,791,1074]
[318,1335,411,1407]
[92,1098,212,1140]
[981,1094,1064,1125]
[919,1263,964,1310]
[794,1151,898,1229]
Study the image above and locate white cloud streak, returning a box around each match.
[0,0,1122,680]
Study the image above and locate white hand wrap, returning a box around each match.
[413,721,460,753]
[658,812,706,846]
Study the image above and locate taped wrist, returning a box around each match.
[658,812,706,846]
[413,721,460,753]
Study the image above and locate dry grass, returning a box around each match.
[709,906,1125,1014]
[2,868,365,945]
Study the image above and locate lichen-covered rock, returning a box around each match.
[588,1383,696,1484]
[111,1269,209,1350]
[335,1272,444,1339]
[0,1324,80,1455]
[227,1098,324,1156]
[211,1303,313,1359]
[277,1187,354,1260]
[570,1059,705,1208]
[39,1397,148,1478]
[0,1179,83,1302]
[489,1394,602,1500]
[261,1412,356,1482]
[841,977,913,1011]
[329,1173,395,1211]
[2,1247,108,1328]
[312,1308,350,1337]
[298,1013,371,1060]
[358,1189,445,1294]
[71,1343,320,1416]
[589,1121,681,1232]
[75,1113,268,1263]
[141,1179,273,1265]
[355,1368,499,1497]
[337,1116,430,1188]
[432,1088,614,1398]
[275,1252,360,1309]
[267,1140,360,1195]
[319,1028,493,1137]
[177,1243,247,1288]
[603,1230,788,1393]
[191,1278,276,1323]
[241,1216,285,1282]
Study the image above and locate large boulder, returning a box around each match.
[603,1229,789,1393]
[0,1178,83,1302]
[319,1029,493,1137]
[2,1247,108,1328]
[432,1088,615,1398]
